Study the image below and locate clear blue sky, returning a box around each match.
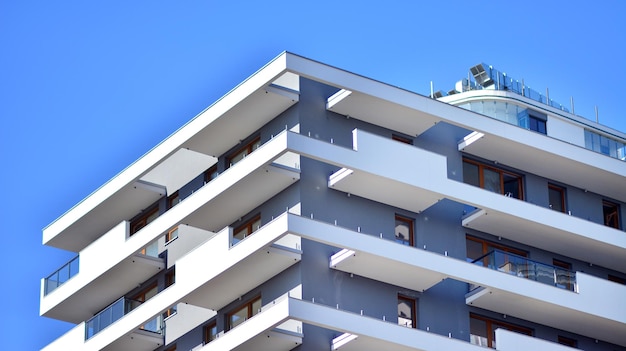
[1,1,624,349]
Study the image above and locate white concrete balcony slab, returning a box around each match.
[494,329,580,351]
[325,73,626,204]
[44,63,300,252]
[41,221,166,323]
[194,294,570,351]
[313,129,626,272]
[41,213,302,351]
[284,214,626,346]
[467,271,626,346]
[41,132,300,323]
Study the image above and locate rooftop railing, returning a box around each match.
[471,249,576,291]
[85,297,163,340]
[44,255,79,295]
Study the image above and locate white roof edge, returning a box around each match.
[43,51,292,243]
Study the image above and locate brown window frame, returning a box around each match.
[548,184,566,213]
[608,274,626,285]
[205,165,218,184]
[463,158,524,200]
[233,214,261,241]
[603,200,620,229]
[552,259,573,291]
[227,136,261,168]
[557,335,577,347]
[167,191,180,209]
[132,282,158,303]
[227,296,261,330]
[397,294,417,328]
[466,235,527,260]
[470,313,532,348]
[130,206,159,235]
[165,269,175,288]
[392,134,413,144]
[166,226,179,243]
[395,214,415,246]
[204,320,218,344]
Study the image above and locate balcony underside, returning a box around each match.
[44,254,165,323]
[462,208,626,272]
[460,129,626,203]
[331,249,445,292]
[326,89,441,137]
[103,329,163,351]
[467,286,626,346]
[184,163,300,233]
[44,69,299,252]
[328,168,442,215]
[184,244,301,310]
[283,214,626,347]
[316,129,626,272]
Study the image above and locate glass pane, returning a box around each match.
[230,306,247,329]
[483,168,501,194]
[548,186,564,212]
[502,173,520,198]
[466,239,483,263]
[463,162,479,187]
[469,317,488,347]
[251,298,262,316]
[398,298,414,328]
[395,217,411,245]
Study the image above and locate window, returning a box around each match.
[608,274,626,285]
[133,283,158,303]
[130,207,159,235]
[167,191,180,209]
[470,313,532,348]
[132,283,159,332]
[228,296,261,330]
[528,115,546,134]
[603,200,620,229]
[466,235,527,263]
[552,259,573,290]
[463,158,523,199]
[227,137,261,168]
[392,134,413,144]
[204,321,218,344]
[165,269,175,288]
[233,215,261,242]
[548,184,566,212]
[166,226,179,243]
[395,215,414,246]
[397,295,416,328]
[557,335,577,347]
[205,165,218,184]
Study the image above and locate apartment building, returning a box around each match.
[40,52,626,351]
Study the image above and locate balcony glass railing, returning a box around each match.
[472,250,576,291]
[44,255,79,295]
[85,297,163,339]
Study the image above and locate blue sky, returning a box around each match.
[1,1,625,349]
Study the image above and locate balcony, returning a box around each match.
[283,213,626,346]
[326,74,626,203]
[193,293,577,351]
[44,255,79,295]
[41,131,300,323]
[44,66,300,253]
[311,129,626,272]
[471,250,576,291]
[85,297,163,343]
[40,220,166,323]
